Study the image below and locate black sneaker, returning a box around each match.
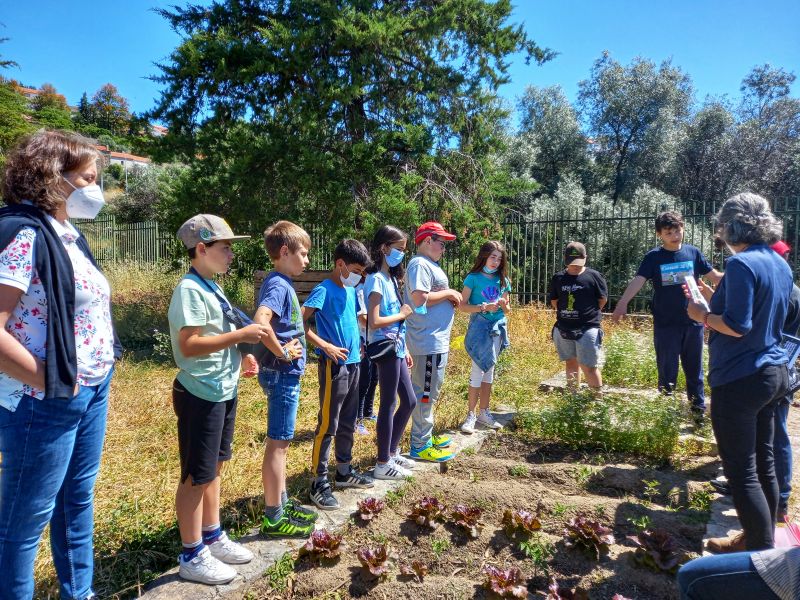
[709,479,731,495]
[260,513,314,538]
[334,467,375,489]
[310,480,340,510]
[285,498,318,522]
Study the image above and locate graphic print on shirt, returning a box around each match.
[660,261,694,286]
[559,283,583,319]
[481,285,501,303]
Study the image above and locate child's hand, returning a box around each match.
[498,297,510,311]
[406,354,414,369]
[284,338,303,360]
[399,304,414,318]
[485,301,500,312]
[239,323,269,344]
[447,289,462,306]
[324,343,349,362]
[242,353,258,378]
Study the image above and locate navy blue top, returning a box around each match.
[258,271,307,375]
[637,244,713,327]
[303,279,361,365]
[708,245,792,387]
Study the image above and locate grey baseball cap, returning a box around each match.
[177,214,250,249]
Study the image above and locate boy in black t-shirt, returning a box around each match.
[612,211,723,416]
[549,242,608,392]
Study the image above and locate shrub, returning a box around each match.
[514,390,682,460]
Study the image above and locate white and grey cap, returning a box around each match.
[177,214,250,249]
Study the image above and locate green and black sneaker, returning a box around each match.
[284,498,318,522]
[260,513,314,538]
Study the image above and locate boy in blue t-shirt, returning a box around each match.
[612,211,723,416]
[302,239,375,510]
[255,221,318,538]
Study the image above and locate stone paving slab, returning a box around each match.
[138,406,516,599]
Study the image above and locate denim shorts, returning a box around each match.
[259,370,301,441]
[553,326,604,367]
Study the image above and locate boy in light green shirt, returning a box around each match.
[168,214,267,585]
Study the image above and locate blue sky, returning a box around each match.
[2,0,798,124]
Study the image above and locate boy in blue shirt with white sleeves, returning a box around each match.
[302,239,375,510]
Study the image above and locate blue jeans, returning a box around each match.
[0,368,113,600]
[259,370,301,441]
[677,552,779,599]
[653,324,705,409]
[774,398,792,513]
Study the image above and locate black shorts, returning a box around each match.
[172,379,237,485]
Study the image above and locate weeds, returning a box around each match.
[430,536,452,561]
[508,464,529,477]
[689,488,713,513]
[519,533,555,577]
[263,552,295,593]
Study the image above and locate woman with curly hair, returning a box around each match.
[0,130,119,599]
[686,193,792,553]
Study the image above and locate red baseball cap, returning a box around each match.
[771,240,791,256]
[415,221,456,244]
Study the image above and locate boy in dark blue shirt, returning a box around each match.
[612,211,723,416]
[302,239,375,510]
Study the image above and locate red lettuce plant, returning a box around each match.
[482,565,528,598]
[408,496,447,529]
[450,504,484,539]
[356,544,394,579]
[630,529,688,574]
[502,508,542,537]
[563,514,615,559]
[299,529,344,560]
[357,497,386,521]
[546,577,589,600]
[399,560,429,582]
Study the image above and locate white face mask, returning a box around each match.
[340,266,361,288]
[64,178,105,219]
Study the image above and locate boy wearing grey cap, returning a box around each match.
[168,214,267,585]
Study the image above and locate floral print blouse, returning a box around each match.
[0,217,114,411]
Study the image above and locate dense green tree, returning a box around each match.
[516,85,588,196]
[0,79,32,160]
[578,53,692,202]
[88,83,131,136]
[149,0,552,235]
[30,83,73,129]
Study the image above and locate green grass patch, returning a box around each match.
[514,390,682,460]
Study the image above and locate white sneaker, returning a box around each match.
[477,408,503,430]
[460,411,477,434]
[178,545,237,585]
[207,531,254,564]
[391,452,417,470]
[374,460,410,480]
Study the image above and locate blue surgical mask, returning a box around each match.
[482,266,498,275]
[386,248,405,268]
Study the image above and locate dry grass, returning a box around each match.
[31,268,657,598]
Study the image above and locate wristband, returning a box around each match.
[281,345,291,360]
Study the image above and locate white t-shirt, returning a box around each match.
[0,218,115,411]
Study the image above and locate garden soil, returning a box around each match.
[231,434,719,600]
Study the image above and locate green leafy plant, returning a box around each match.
[299,529,344,561]
[263,552,295,593]
[430,536,452,561]
[519,533,555,577]
[508,464,529,477]
[408,496,447,529]
[630,529,688,574]
[563,514,615,559]
[627,515,652,532]
[482,565,528,598]
[450,504,484,539]
[642,479,660,506]
[689,488,712,513]
[357,497,385,522]
[551,502,572,517]
[574,465,594,487]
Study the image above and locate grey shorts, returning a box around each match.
[553,327,603,368]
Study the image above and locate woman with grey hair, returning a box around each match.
[686,192,792,553]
